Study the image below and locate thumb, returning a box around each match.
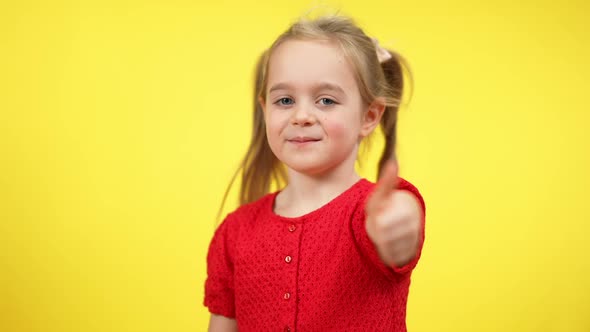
[367,159,399,213]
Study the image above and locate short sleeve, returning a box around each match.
[203,214,237,318]
[352,177,426,279]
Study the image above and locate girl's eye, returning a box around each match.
[319,98,336,106]
[275,97,294,106]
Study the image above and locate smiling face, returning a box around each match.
[261,39,378,177]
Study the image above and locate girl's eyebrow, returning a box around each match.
[268,83,291,94]
[268,82,346,94]
[313,83,346,95]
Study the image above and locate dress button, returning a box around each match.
[285,255,292,263]
[284,292,291,300]
[284,326,291,332]
[288,224,296,232]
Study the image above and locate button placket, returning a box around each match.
[282,222,300,331]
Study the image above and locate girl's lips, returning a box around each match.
[287,136,321,143]
[288,139,321,143]
[287,137,321,146]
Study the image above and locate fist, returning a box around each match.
[365,160,422,267]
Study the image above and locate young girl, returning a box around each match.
[205,15,426,332]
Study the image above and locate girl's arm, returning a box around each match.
[208,314,237,332]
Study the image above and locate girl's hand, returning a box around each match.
[365,160,422,268]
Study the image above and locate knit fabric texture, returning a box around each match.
[204,178,426,331]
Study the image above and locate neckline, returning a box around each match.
[267,178,370,223]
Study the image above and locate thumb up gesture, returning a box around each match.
[365,160,422,268]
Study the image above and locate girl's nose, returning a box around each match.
[291,105,316,126]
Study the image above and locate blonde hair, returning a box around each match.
[220,15,411,213]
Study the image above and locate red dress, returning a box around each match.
[204,178,426,331]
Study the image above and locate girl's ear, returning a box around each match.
[258,96,266,113]
[360,97,386,137]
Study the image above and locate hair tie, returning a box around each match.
[372,38,392,63]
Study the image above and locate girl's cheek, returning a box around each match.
[267,117,287,141]
[324,120,348,138]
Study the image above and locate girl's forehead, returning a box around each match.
[270,38,345,63]
[266,39,357,91]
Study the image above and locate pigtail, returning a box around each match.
[238,51,285,206]
[217,52,286,221]
[377,50,412,179]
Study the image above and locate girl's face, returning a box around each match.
[262,39,381,177]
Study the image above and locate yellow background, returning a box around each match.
[1,0,589,331]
